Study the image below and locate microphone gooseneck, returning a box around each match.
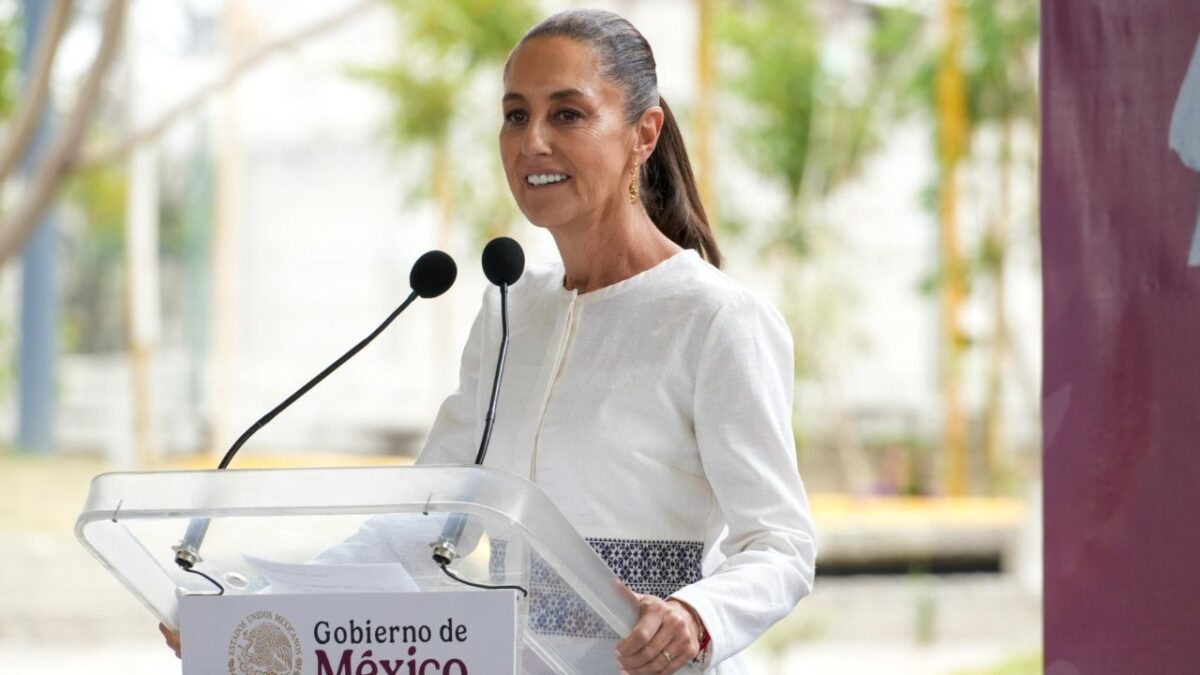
[174,250,457,572]
[433,238,525,568]
[476,236,524,465]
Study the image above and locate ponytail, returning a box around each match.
[642,97,722,268]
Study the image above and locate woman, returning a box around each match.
[163,9,815,674]
[421,9,815,674]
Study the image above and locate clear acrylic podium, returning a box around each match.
[76,464,701,674]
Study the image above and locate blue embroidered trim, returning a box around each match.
[586,538,704,597]
[489,539,507,581]
[490,538,704,639]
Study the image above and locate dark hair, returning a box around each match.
[511,9,722,268]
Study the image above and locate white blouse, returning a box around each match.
[417,248,817,672]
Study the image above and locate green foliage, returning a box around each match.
[66,166,127,251]
[0,6,16,120]
[361,0,535,149]
[349,65,459,147]
[867,6,928,119]
[963,0,1039,126]
[395,0,535,69]
[718,0,919,256]
[720,0,820,202]
[353,0,537,240]
[884,0,1039,299]
[890,0,1039,147]
[62,164,129,352]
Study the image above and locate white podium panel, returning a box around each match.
[181,590,517,675]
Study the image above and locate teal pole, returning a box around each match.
[17,0,59,454]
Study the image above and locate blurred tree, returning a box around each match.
[718,0,920,492]
[720,0,916,250]
[0,8,18,397]
[0,0,125,265]
[347,0,536,392]
[0,0,72,187]
[935,0,970,497]
[0,8,17,120]
[962,0,1039,492]
[0,0,379,268]
[61,163,128,352]
[720,0,821,255]
[889,0,1039,493]
[352,0,537,245]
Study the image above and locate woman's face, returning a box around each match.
[500,36,644,230]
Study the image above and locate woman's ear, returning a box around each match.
[633,106,665,164]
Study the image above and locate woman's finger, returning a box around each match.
[623,606,682,672]
[616,597,665,670]
[158,622,182,659]
[658,632,699,674]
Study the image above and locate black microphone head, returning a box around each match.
[410,250,457,298]
[482,237,525,287]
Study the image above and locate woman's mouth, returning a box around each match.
[526,173,571,188]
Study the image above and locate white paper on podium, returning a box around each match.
[243,554,420,593]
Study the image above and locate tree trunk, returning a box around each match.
[936,0,970,496]
[984,117,1013,491]
[0,0,127,266]
[0,0,72,186]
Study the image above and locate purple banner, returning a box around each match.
[1042,1,1200,672]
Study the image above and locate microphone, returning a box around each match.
[481,235,525,287]
[173,250,457,572]
[475,237,524,465]
[410,250,458,300]
[432,237,525,566]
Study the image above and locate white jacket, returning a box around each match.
[414,249,817,672]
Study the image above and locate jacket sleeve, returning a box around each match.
[670,292,817,667]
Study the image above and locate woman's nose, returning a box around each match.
[521,119,551,156]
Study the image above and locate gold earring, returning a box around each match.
[628,165,640,204]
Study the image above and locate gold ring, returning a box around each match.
[662,651,672,663]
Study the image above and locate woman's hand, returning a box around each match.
[158,623,182,659]
[615,594,703,674]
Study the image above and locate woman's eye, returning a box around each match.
[504,110,528,124]
[556,109,581,122]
